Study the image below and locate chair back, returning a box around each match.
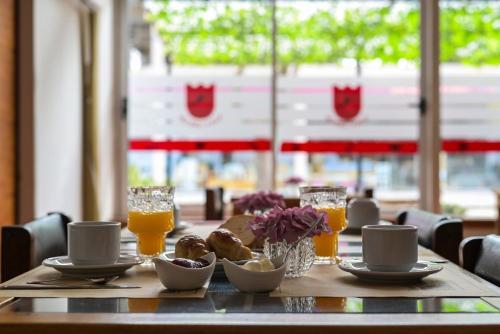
[397,208,463,264]
[1,212,71,282]
[205,187,224,220]
[460,235,500,286]
[363,188,374,199]
[495,189,500,234]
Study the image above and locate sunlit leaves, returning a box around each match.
[146,1,500,67]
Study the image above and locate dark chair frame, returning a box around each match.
[460,236,485,274]
[205,187,225,220]
[1,212,71,282]
[460,236,500,286]
[396,210,463,264]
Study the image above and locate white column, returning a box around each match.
[293,152,309,180]
[419,0,441,213]
[256,152,273,191]
[111,0,129,221]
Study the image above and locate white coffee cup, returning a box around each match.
[68,221,121,265]
[347,198,380,228]
[362,225,418,272]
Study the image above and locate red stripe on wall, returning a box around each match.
[129,139,500,153]
[442,140,500,153]
[129,139,271,152]
[281,141,418,153]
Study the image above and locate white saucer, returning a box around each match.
[339,259,443,282]
[43,255,143,278]
[162,251,263,273]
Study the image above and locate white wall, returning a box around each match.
[34,0,83,219]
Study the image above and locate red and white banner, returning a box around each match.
[128,72,500,152]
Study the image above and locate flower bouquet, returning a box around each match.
[284,176,304,185]
[249,205,330,278]
[234,191,285,215]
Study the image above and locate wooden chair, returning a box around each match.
[363,188,374,199]
[396,208,463,264]
[460,235,500,286]
[1,212,72,282]
[205,187,224,220]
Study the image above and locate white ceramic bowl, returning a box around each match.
[222,258,287,293]
[153,252,216,291]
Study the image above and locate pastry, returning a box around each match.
[206,228,253,261]
[219,215,256,247]
[175,235,210,260]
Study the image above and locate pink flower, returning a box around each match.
[234,191,285,214]
[248,205,331,243]
[284,176,304,185]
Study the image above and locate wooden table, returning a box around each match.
[0,221,500,334]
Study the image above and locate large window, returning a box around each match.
[127,0,500,219]
[440,0,500,217]
[128,0,272,203]
[275,0,420,198]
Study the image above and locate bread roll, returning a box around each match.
[219,215,255,247]
[206,228,253,261]
[175,235,210,260]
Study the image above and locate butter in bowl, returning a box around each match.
[153,252,216,291]
[222,256,286,293]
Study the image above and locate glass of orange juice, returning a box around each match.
[299,186,347,264]
[128,186,175,264]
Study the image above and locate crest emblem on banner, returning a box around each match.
[333,86,362,121]
[186,85,215,118]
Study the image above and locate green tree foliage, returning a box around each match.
[128,165,156,187]
[441,4,500,65]
[147,1,500,67]
[151,1,271,66]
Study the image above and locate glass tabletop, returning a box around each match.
[1,295,497,314]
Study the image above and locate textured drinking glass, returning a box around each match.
[128,186,175,263]
[263,237,315,278]
[299,186,347,264]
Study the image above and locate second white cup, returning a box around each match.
[68,221,121,266]
[362,225,418,272]
[347,198,380,229]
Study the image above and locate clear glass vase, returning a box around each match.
[263,237,315,278]
[283,297,316,313]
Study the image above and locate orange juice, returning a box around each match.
[128,298,160,312]
[315,297,346,312]
[313,207,347,259]
[128,210,174,256]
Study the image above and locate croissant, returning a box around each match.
[206,229,253,261]
[175,235,210,260]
